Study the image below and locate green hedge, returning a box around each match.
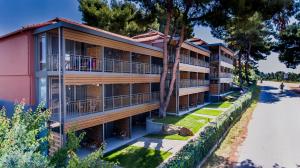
[161,87,256,168]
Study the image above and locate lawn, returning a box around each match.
[104,146,172,168]
[145,133,190,140]
[204,101,232,108]
[153,114,210,134]
[194,108,223,116]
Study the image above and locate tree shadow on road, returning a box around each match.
[258,86,300,104]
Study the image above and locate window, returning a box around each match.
[38,34,47,70]
[39,77,47,102]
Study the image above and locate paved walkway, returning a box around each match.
[236,81,300,168]
[131,137,186,153]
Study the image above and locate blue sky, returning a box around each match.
[0,0,299,73]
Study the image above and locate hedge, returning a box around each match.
[161,86,257,168]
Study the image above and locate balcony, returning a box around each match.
[48,55,162,74]
[65,55,102,72]
[179,79,209,88]
[180,55,210,68]
[211,55,233,65]
[64,92,159,119]
[210,72,233,79]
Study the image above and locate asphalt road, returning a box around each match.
[236,81,300,168]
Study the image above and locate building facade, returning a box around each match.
[133,31,211,115]
[0,18,234,154]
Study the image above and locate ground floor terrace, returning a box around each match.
[103,91,242,168]
[69,111,155,156]
[210,82,232,96]
[167,91,210,115]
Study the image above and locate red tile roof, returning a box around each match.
[0,18,59,39]
[1,17,139,42]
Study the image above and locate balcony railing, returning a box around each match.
[47,54,163,74]
[211,54,233,65]
[65,55,103,72]
[220,55,233,64]
[179,79,210,88]
[210,73,233,78]
[219,72,233,78]
[104,58,131,73]
[66,97,103,118]
[180,55,210,68]
[64,92,160,119]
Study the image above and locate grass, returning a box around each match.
[204,101,232,108]
[194,108,223,116]
[202,87,261,168]
[153,114,210,133]
[104,145,172,168]
[145,133,190,141]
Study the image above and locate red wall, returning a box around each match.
[0,31,35,104]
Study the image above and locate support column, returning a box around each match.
[129,52,132,73]
[129,117,132,138]
[102,84,105,112]
[176,67,179,114]
[130,83,132,105]
[102,123,105,143]
[102,46,105,72]
[149,56,152,74]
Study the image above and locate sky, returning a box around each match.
[0,0,299,73]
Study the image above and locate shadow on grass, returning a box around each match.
[104,145,171,168]
[145,133,190,141]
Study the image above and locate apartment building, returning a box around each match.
[189,38,235,101]
[0,18,234,154]
[133,31,210,115]
[0,18,163,153]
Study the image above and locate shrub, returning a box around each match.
[161,86,257,168]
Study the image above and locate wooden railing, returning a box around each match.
[179,79,210,88]
[211,54,233,64]
[180,55,209,67]
[45,54,162,74]
[65,55,103,72]
[64,92,160,119]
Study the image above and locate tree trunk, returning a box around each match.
[159,10,171,118]
[162,26,185,113]
[238,53,243,87]
[245,43,251,85]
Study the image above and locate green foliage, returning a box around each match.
[50,131,85,167]
[261,71,300,82]
[273,22,300,68]
[104,145,172,168]
[161,86,259,168]
[154,114,209,134]
[0,102,51,168]
[50,130,116,168]
[67,148,116,168]
[78,0,159,36]
[204,0,296,85]
[145,133,190,141]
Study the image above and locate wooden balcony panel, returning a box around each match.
[179,63,210,73]
[179,86,209,96]
[220,61,234,69]
[64,102,159,132]
[64,73,160,85]
[64,29,163,58]
[181,43,210,57]
[219,77,233,83]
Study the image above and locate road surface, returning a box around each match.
[237,81,300,168]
